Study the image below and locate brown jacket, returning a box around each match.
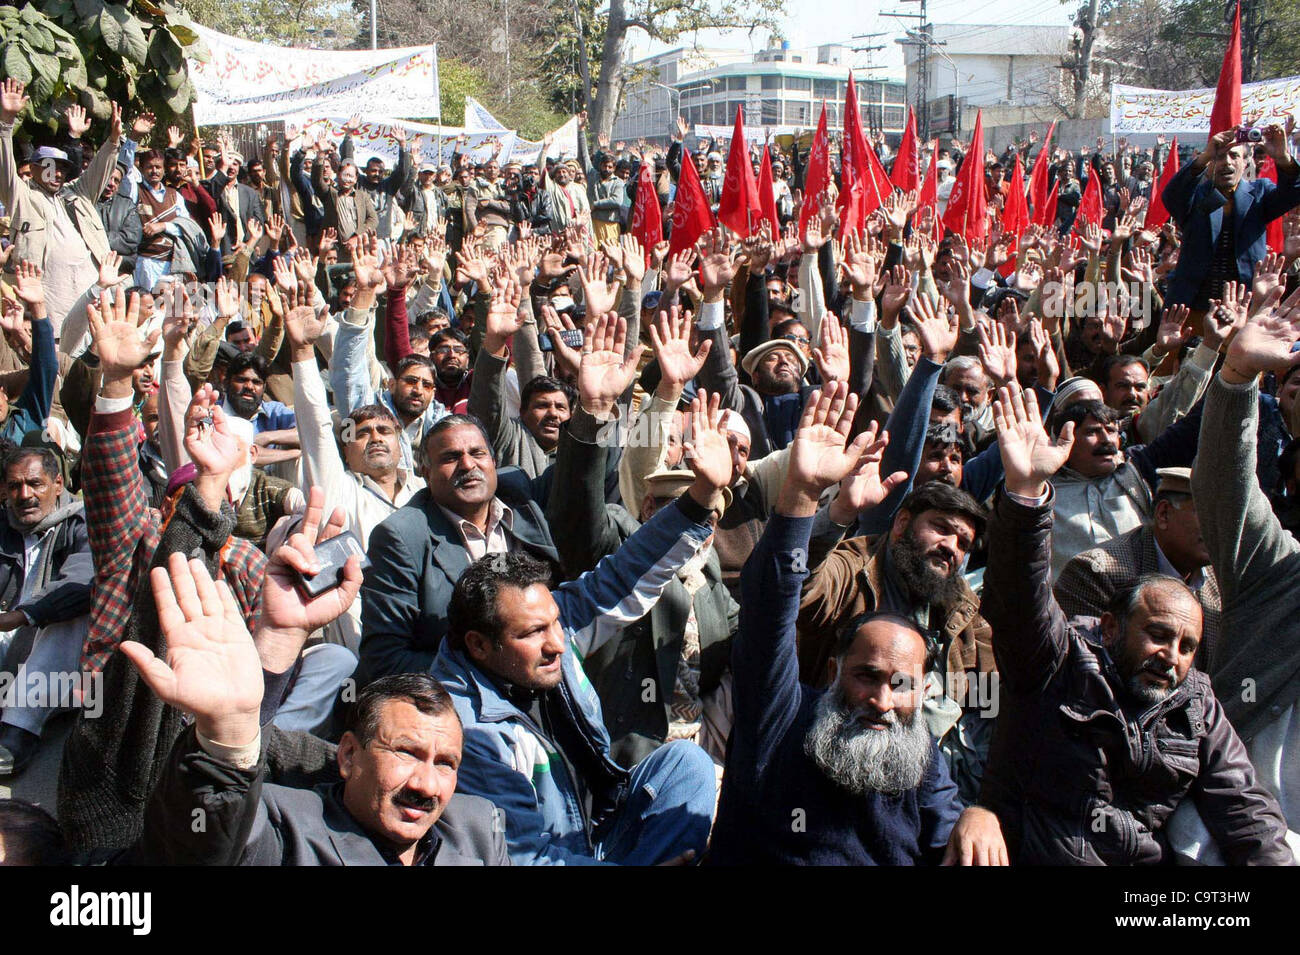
[796,533,996,700]
[1054,523,1223,670]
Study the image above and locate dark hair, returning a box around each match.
[771,317,809,340]
[4,446,61,482]
[898,481,987,537]
[343,673,460,747]
[1049,397,1119,437]
[143,148,168,165]
[345,402,400,431]
[1095,353,1149,389]
[409,325,431,347]
[0,799,67,865]
[422,412,495,460]
[923,422,965,453]
[834,609,940,672]
[419,307,451,328]
[520,374,576,413]
[1281,436,1300,493]
[768,299,797,320]
[395,354,436,379]
[430,328,467,349]
[226,351,271,383]
[931,384,962,418]
[446,552,553,651]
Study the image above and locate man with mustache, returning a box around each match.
[288,292,424,654]
[130,547,507,865]
[977,385,1291,864]
[709,382,1007,864]
[431,389,734,865]
[1041,394,1200,578]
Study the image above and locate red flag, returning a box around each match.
[863,137,892,218]
[916,144,939,218]
[1002,153,1029,240]
[798,103,831,239]
[890,107,920,193]
[668,148,715,257]
[756,146,780,238]
[1260,156,1285,253]
[1028,121,1057,225]
[1144,137,1179,230]
[1073,165,1103,235]
[838,75,870,234]
[1209,0,1242,138]
[629,158,663,264]
[942,109,988,240]
[1042,180,1060,232]
[718,106,762,236]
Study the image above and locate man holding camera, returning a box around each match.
[1161,123,1300,320]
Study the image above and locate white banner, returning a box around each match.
[190,26,439,126]
[1110,76,1300,134]
[297,117,515,169]
[510,117,580,164]
[464,96,509,132]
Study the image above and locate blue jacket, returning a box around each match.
[1162,159,1300,308]
[431,494,715,866]
[709,512,962,865]
[1,315,55,445]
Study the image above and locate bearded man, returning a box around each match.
[708,382,1006,864]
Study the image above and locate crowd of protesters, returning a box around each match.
[0,67,1298,866]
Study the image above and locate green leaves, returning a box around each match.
[3,42,33,84]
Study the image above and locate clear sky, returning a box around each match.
[626,0,1079,80]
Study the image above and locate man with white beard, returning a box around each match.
[708,382,1008,865]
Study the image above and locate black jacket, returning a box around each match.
[0,498,92,630]
[96,194,142,272]
[978,490,1293,865]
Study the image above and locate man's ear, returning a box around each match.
[337,731,359,780]
[889,508,912,543]
[1153,498,1171,531]
[1100,612,1121,649]
[247,442,259,464]
[463,630,493,665]
[826,655,840,686]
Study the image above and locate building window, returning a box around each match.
[884,84,906,104]
[784,101,810,125]
[884,106,905,128]
[785,76,812,92]
[862,81,883,102]
[727,76,747,91]
[813,79,838,98]
[761,75,781,90]
[728,100,746,123]
[762,98,780,124]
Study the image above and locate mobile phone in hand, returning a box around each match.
[292,530,370,599]
[538,328,584,352]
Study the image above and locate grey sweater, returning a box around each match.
[1193,375,1300,741]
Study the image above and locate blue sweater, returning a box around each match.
[708,512,961,865]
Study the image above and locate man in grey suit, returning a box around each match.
[128,550,508,866]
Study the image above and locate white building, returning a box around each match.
[902,24,1071,110]
[613,42,909,145]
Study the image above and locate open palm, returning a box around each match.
[993,386,1074,496]
[788,382,874,493]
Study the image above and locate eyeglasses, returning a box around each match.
[781,335,810,346]
[433,345,469,357]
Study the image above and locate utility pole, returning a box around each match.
[885,0,933,140]
[370,0,377,50]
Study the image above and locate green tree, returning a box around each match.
[0,0,206,133]
[174,0,358,47]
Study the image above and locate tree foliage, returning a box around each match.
[0,0,207,132]
[175,0,359,47]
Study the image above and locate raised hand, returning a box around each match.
[696,227,737,300]
[778,380,879,512]
[1154,304,1191,356]
[1221,284,1300,383]
[577,251,622,315]
[272,253,298,293]
[539,302,582,380]
[380,243,418,290]
[681,390,734,497]
[122,553,262,747]
[284,283,327,355]
[648,306,711,395]
[577,311,645,418]
[214,275,241,320]
[161,284,198,359]
[87,286,157,383]
[1204,283,1250,352]
[620,234,646,285]
[976,319,1017,387]
[839,230,880,300]
[65,103,91,139]
[812,315,850,383]
[879,264,913,328]
[828,420,907,524]
[1027,318,1059,390]
[663,248,698,291]
[167,124,184,149]
[1252,251,1286,306]
[911,291,959,364]
[0,78,28,123]
[12,260,45,311]
[455,242,491,288]
[184,384,248,482]
[482,274,524,356]
[256,486,363,666]
[993,385,1073,497]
